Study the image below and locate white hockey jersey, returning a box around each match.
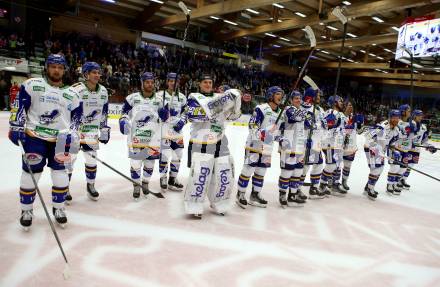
[71,82,109,146]
[121,91,162,151]
[186,90,241,145]
[321,108,345,149]
[154,89,186,141]
[282,105,308,154]
[394,119,416,152]
[301,104,325,151]
[364,120,399,155]
[343,113,362,154]
[411,122,429,153]
[11,77,81,141]
[245,103,283,155]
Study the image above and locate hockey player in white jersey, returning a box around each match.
[119,72,168,200]
[66,62,110,203]
[236,86,285,209]
[8,54,82,229]
[387,104,416,194]
[299,88,326,199]
[334,101,364,191]
[401,109,436,187]
[277,90,311,207]
[155,72,186,191]
[320,95,346,196]
[363,110,400,200]
[183,75,241,218]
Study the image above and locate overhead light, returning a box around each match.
[327,25,338,31]
[103,0,116,3]
[382,70,389,74]
[209,16,220,20]
[347,33,357,38]
[265,32,277,37]
[369,53,376,57]
[273,3,284,9]
[372,43,377,46]
[400,58,411,64]
[434,67,440,70]
[347,59,355,62]
[319,22,325,26]
[384,48,392,52]
[279,37,291,42]
[295,12,307,18]
[321,50,330,54]
[224,20,238,26]
[376,56,384,60]
[391,26,400,32]
[414,70,419,74]
[278,19,283,22]
[245,8,259,15]
[372,16,384,23]
[273,44,281,48]
[150,0,164,3]
[342,1,351,5]
[413,63,423,68]
[321,35,327,39]
[359,49,366,53]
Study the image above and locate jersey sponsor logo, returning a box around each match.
[80,124,99,133]
[134,130,152,137]
[39,109,60,125]
[210,124,222,133]
[207,94,234,110]
[100,95,106,100]
[192,166,210,197]
[33,86,45,92]
[82,95,88,100]
[216,168,230,198]
[63,93,73,101]
[35,126,59,136]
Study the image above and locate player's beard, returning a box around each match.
[47,73,63,84]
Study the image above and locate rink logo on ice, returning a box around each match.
[39,109,60,125]
[216,168,230,198]
[192,167,211,197]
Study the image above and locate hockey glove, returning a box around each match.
[173,119,185,133]
[279,138,291,151]
[427,145,437,154]
[158,104,170,122]
[119,117,131,135]
[354,114,365,127]
[9,126,26,146]
[99,126,111,144]
[257,128,274,144]
[170,108,179,117]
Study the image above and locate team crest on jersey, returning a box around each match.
[39,109,60,125]
[84,109,101,123]
[136,115,152,128]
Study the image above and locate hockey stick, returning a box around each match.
[332,6,348,96]
[19,141,71,279]
[274,26,316,125]
[414,144,440,151]
[302,75,319,165]
[401,46,414,107]
[386,155,440,182]
[82,149,165,198]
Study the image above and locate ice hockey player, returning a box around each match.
[320,95,345,196]
[402,109,436,186]
[236,86,285,209]
[155,72,186,191]
[363,109,400,200]
[387,104,415,194]
[8,54,82,229]
[277,90,311,207]
[183,74,241,218]
[66,62,110,203]
[299,87,326,199]
[119,72,167,200]
[334,101,364,191]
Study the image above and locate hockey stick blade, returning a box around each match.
[304,26,316,48]
[332,6,347,24]
[303,75,319,90]
[178,1,190,15]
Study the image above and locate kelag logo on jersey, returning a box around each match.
[136,115,151,128]
[39,109,60,125]
[84,110,101,123]
[192,167,210,197]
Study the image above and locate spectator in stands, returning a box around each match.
[16,37,25,52]
[9,81,19,109]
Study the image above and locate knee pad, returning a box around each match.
[20,171,42,189]
[83,150,97,166]
[51,169,69,187]
[130,159,143,170]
